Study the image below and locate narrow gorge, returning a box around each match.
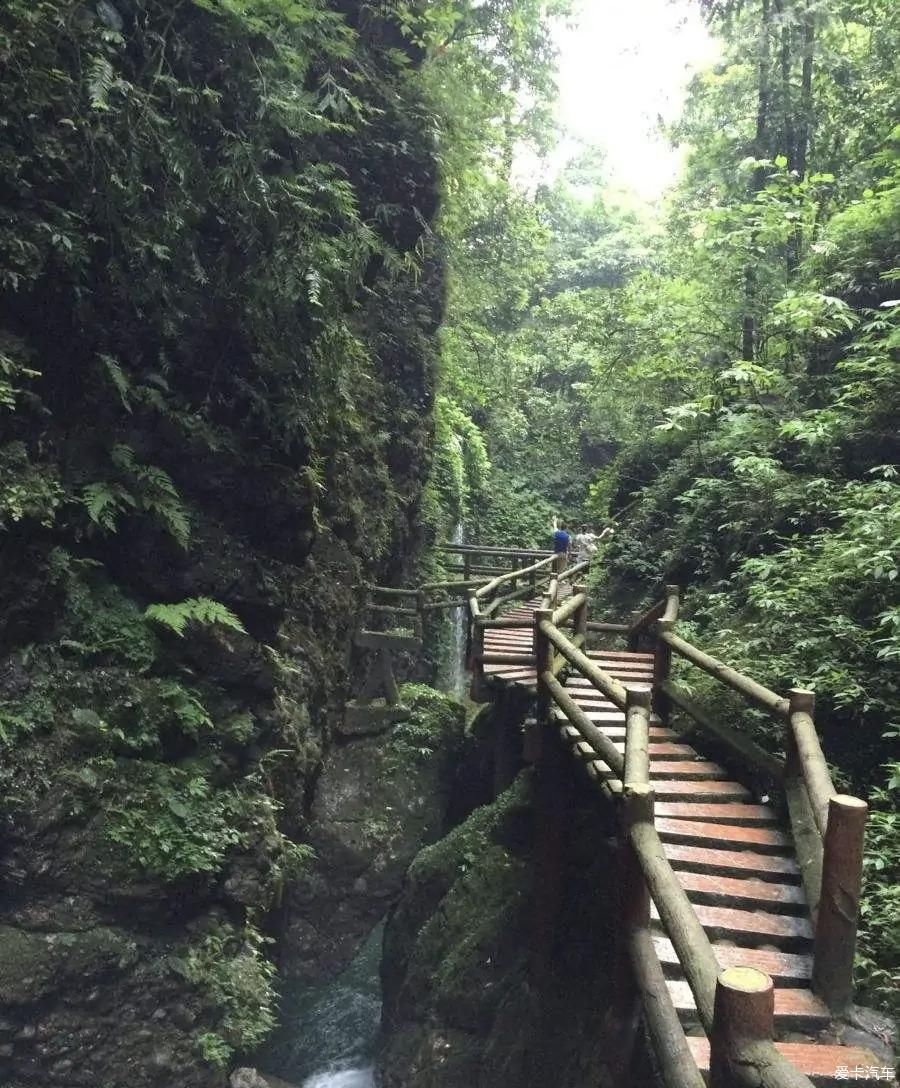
[0,1,897,1087]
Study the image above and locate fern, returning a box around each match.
[88,55,114,111]
[110,445,191,547]
[144,598,247,638]
[82,481,136,531]
[100,354,132,412]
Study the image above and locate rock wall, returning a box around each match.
[0,1,443,1084]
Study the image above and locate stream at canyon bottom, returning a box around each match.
[264,923,382,1088]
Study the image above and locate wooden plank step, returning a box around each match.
[665,979,829,1029]
[663,842,800,881]
[590,651,655,662]
[686,1038,891,1086]
[656,818,791,852]
[567,676,653,688]
[675,870,806,912]
[652,902,813,945]
[612,743,700,760]
[649,760,731,780]
[592,725,677,740]
[649,780,752,800]
[652,936,812,984]
[654,802,778,824]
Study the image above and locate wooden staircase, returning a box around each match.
[479,599,895,1088]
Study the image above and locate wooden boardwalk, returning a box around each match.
[480,596,893,1088]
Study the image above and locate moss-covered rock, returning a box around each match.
[281,685,466,982]
[379,766,650,1088]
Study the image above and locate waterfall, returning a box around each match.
[448,520,468,698]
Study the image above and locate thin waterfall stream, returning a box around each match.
[445,520,468,698]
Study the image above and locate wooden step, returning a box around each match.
[654,802,778,825]
[686,1037,892,1086]
[649,780,752,801]
[652,902,813,946]
[591,651,655,662]
[656,817,792,852]
[675,870,807,913]
[663,842,801,882]
[653,936,812,984]
[613,743,700,760]
[649,760,731,780]
[593,725,677,740]
[665,979,829,1030]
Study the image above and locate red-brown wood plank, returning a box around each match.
[591,725,676,739]
[654,801,778,825]
[686,1038,891,1086]
[665,979,828,1028]
[651,902,813,944]
[675,870,806,911]
[649,760,731,780]
[656,817,791,851]
[649,779,751,800]
[652,936,812,984]
[612,742,700,759]
[662,841,800,881]
[590,651,655,662]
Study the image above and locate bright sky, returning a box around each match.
[549,0,721,199]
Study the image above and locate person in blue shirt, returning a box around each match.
[552,518,570,569]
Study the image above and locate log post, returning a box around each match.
[812,794,868,1013]
[624,686,653,787]
[470,617,486,702]
[573,583,588,641]
[627,609,643,651]
[525,608,553,763]
[653,586,678,723]
[613,783,654,1022]
[709,966,775,1088]
[381,649,399,706]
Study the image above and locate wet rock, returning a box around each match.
[231,1069,271,1088]
[280,687,465,983]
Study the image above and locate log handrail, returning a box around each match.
[539,618,628,709]
[550,591,587,628]
[438,543,553,558]
[660,628,789,717]
[474,553,556,600]
[627,584,680,645]
[660,678,785,779]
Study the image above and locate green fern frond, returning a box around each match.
[144,598,247,638]
[82,481,135,531]
[88,55,114,111]
[100,354,132,412]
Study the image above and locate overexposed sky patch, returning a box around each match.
[548,0,720,198]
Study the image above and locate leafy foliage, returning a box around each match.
[144,598,247,638]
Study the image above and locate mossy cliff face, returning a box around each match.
[0,1,442,1084]
[379,768,645,1088]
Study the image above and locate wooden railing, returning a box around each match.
[501,571,868,1088]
